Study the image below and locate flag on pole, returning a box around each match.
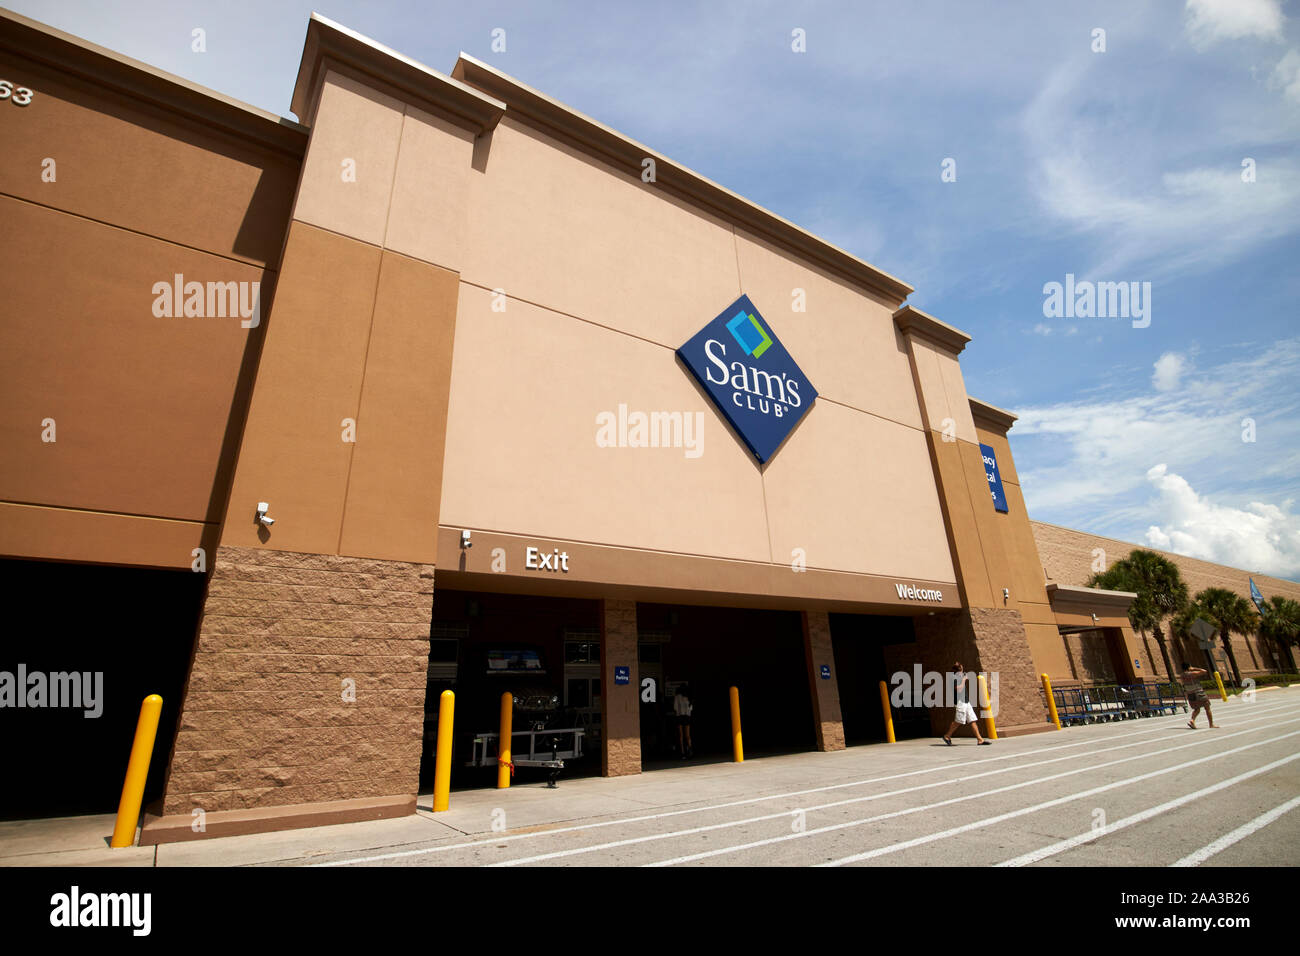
[1249,577,1267,617]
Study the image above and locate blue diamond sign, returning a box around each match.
[677,294,817,464]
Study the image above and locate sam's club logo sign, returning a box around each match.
[677,295,817,463]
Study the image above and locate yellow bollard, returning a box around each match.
[978,674,998,740]
[497,691,513,789]
[1041,674,1061,730]
[432,690,455,812]
[878,680,896,743]
[729,686,744,763]
[1213,670,1228,702]
[110,694,163,848]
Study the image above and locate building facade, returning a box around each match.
[2,10,1294,842]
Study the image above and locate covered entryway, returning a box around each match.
[0,558,203,820]
[636,603,815,764]
[417,589,603,790]
[830,612,928,742]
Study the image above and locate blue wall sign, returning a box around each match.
[677,294,818,464]
[980,443,1009,513]
[820,665,831,680]
[614,666,630,685]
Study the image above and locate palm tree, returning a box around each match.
[1195,587,1255,684]
[1089,550,1188,678]
[1258,595,1300,674]
[1171,600,1213,673]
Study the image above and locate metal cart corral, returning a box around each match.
[468,727,585,787]
[1053,681,1188,726]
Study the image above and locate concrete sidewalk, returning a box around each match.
[3,743,928,866]
[3,688,1291,867]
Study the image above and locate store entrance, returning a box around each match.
[418,590,602,791]
[830,612,926,743]
[636,603,815,765]
[0,558,203,820]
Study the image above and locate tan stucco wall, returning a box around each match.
[435,111,956,596]
[0,39,303,569]
[973,421,1069,680]
[212,68,464,566]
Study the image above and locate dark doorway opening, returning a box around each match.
[418,589,602,792]
[637,603,814,765]
[0,558,203,820]
[830,612,925,743]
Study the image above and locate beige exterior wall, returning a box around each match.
[214,66,469,566]
[972,420,1069,681]
[0,25,304,569]
[436,110,956,600]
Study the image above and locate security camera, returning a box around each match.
[460,529,472,549]
[256,502,274,527]
[260,515,275,527]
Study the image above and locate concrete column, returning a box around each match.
[802,611,845,751]
[600,599,641,776]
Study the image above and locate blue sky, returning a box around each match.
[15,0,1300,578]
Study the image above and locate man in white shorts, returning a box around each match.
[943,662,991,746]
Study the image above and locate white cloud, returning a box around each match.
[1021,59,1300,279]
[1143,463,1300,577]
[1152,352,1190,391]
[1271,48,1300,102]
[1014,338,1300,577]
[1184,0,1285,50]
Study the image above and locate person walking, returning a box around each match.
[673,684,694,758]
[943,662,991,746]
[1180,665,1217,728]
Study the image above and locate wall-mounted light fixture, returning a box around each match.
[1002,587,1010,604]
[255,502,274,527]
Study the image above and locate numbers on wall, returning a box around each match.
[0,80,35,106]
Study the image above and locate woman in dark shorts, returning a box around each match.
[1180,666,1216,729]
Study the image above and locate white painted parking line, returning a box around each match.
[998,755,1300,867]
[649,726,1300,867]
[503,715,1299,867]
[512,712,1294,868]
[1169,794,1300,867]
[311,700,1293,867]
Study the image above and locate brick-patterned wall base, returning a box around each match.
[601,599,641,776]
[802,611,845,751]
[969,607,1046,729]
[160,546,434,817]
[913,607,1049,734]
